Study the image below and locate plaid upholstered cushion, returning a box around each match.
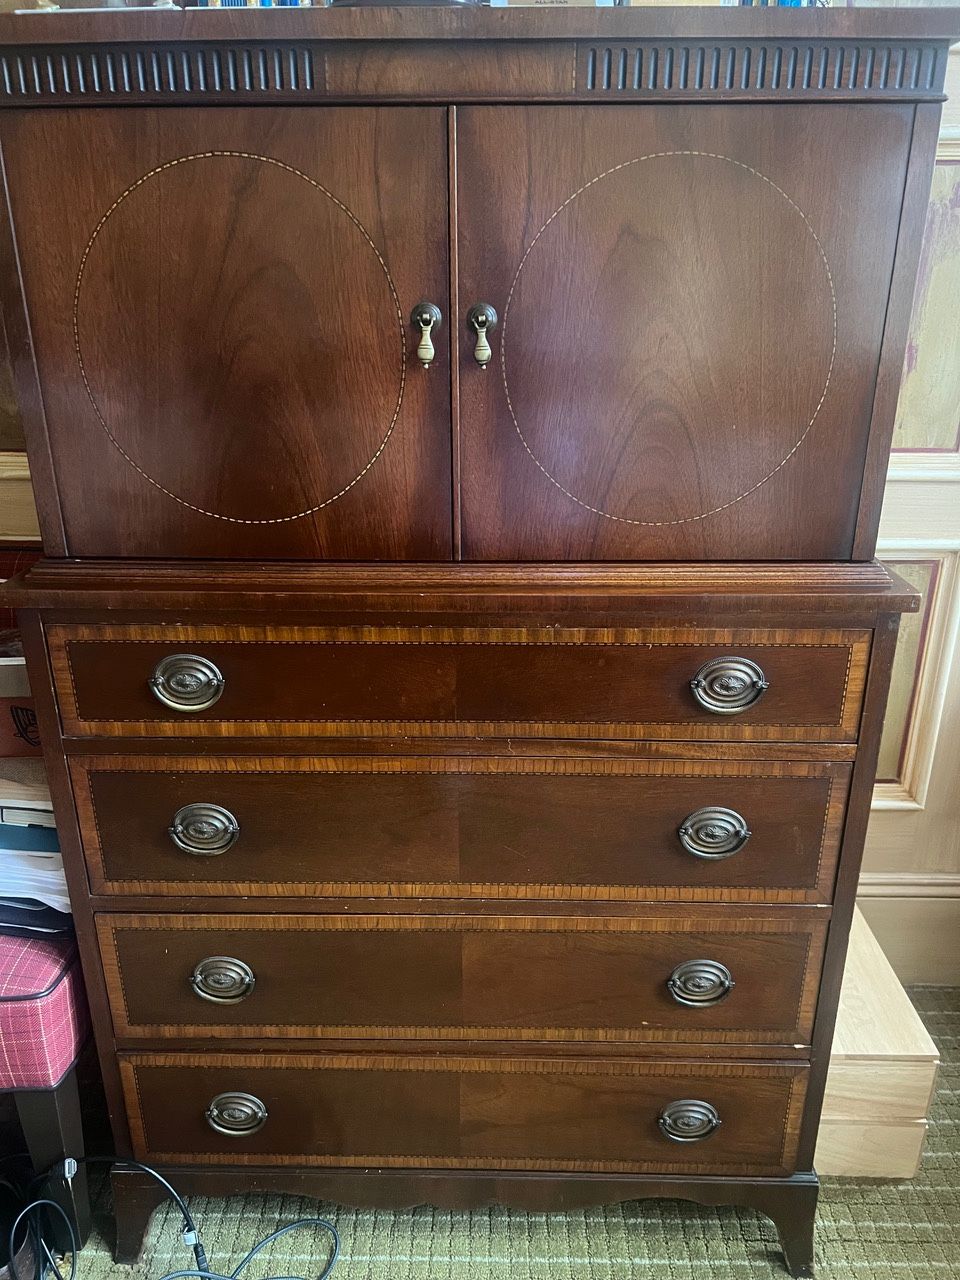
[0,934,89,1088]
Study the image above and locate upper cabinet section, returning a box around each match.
[1,106,453,559]
[0,10,956,563]
[457,102,914,562]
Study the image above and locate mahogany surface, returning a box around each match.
[0,8,957,43]
[2,559,920,616]
[1,107,452,560]
[98,909,827,1048]
[118,1051,808,1178]
[47,621,870,742]
[1,8,954,1276]
[72,754,850,904]
[457,103,910,561]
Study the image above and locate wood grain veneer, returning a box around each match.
[457,103,911,562]
[71,754,850,904]
[1,107,452,561]
[96,909,828,1048]
[47,622,871,743]
[118,1051,808,1178]
[0,9,955,44]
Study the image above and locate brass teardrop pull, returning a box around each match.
[411,301,442,369]
[468,303,498,369]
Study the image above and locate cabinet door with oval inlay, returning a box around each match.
[457,103,914,560]
[1,107,452,559]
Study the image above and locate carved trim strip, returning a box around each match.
[0,39,947,106]
[0,43,319,104]
[576,40,948,99]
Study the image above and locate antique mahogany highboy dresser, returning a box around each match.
[2,6,958,1275]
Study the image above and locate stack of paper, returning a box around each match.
[0,759,70,916]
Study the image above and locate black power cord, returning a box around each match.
[5,1157,339,1280]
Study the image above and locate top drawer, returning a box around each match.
[47,623,871,743]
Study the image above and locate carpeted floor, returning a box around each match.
[79,987,959,1280]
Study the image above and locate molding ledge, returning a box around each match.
[886,453,960,483]
[0,450,39,543]
[859,872,960,899]
[872,546,959,810]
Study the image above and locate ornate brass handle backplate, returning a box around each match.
[690,656,769,715]
[149,653,225,713]
[658,1099,722,1143]
[205,1091,268,1137]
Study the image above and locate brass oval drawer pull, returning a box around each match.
[205,1091,268,1137]
[169,803,240,856]
[149,653,225,712]
[191,956,256,1005]
[690,656,768,715]
[677,805,751,859]
[658,1099,722,1143]
[667,959,735,1008]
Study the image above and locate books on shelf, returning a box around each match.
[0,822,58,856]
[0,757,51,812]
[0,806,55,828]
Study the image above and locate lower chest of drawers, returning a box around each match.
[27,605,896,1191]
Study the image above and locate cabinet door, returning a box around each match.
[456,105,914,561]
[2,108,451,559]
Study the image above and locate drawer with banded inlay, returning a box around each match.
[118,1050,809,1178]
[47,622,870,742]
[97,910,828,1048]
[72,754,851,904]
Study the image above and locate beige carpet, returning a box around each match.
[79,987,959,1279]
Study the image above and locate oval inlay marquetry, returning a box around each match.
[74,151,405,524]
[500,151,837,526]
